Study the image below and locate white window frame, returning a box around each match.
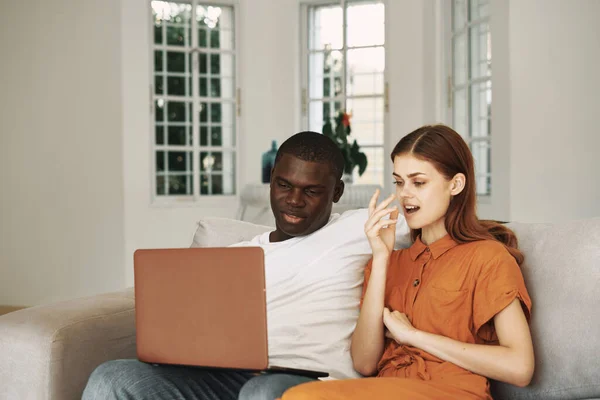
[444,0,492,199]
[300,0,388,187]
[149,0,241,204]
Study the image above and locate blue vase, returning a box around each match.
[261,140,278,183]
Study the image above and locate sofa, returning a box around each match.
[1,216,599,400]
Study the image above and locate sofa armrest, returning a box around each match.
[0,288,136,400]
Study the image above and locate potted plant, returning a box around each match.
[322,110,368,183]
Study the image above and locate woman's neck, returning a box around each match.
[421,218,448,245]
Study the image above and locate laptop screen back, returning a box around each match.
[134,247,268,370]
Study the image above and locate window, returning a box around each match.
[449,0,491,196]
[302,1,386,186]
[151,1,237,198]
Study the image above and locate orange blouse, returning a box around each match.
[281,235,532,400]
[362,235,532,398]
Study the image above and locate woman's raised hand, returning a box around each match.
[364,189,399,259]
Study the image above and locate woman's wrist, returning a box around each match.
[372,253,390,264]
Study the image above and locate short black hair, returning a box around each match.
[274,131,344,180]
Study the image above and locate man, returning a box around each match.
[83,131,410,400]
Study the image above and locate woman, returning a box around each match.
[281,125,534,399]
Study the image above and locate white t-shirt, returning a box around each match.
[231,208,411,379]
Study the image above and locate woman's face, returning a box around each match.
[392,154,455,232]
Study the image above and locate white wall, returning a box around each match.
[0,0,125,305]
[507,0,600,222]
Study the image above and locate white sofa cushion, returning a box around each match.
[190,217,272,248]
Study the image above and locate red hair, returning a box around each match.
[391,125,524,265]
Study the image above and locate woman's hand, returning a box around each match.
[364,189,399,259]
[383,307,418,346]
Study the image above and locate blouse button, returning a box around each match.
[413,278,420,287]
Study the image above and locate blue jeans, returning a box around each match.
[82,359,317,400]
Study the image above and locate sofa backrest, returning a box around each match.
[491,218,600,400]
[190,217,272,248]
[191,216,600,399]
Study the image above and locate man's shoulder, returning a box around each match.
[314,209,368,237]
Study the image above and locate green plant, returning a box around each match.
[322,111,368,176]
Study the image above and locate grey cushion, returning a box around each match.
[491,219,600,400]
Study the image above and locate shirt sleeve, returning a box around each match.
[359,257,374,309]
[472,248,532,343]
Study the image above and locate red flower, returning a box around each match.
[342,112,351,128]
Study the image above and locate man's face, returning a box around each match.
[269,154,344,242]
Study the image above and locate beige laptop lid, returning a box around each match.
[134,247,268,370]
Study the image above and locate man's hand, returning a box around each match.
[364,189,398,259]
[383,307,418,346]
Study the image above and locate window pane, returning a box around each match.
[168,175,193,195]
[156,175,166,195]
[354,147,384,187]
[166,51,187,73]
[168,151,192,172]
[475,175,491,196]
[308,51,343,99]
[156,151,165,172]
[210,29,220,48]
[200,174,209,195]
[154,76,163,95]
[346,2,385,47]
[199,102,208,122]
[308,5,342,50]
[154,51,163,72]
[167,125,187,145]
[196,5,232,28]
[308,100,343,132]
[200,125,208,145]
[452,0,467,30]
[346,97,384,146]
[166,25,187,46]
[156,125,164,145]
[210,54,220,74]
[470,80,492,138]
[199,28,207,48]
[210,103,221,123]
[470,141,491,195]
[199,77,208,96]
[154,23,163,45]
[155,99,165,122]
[221,124,235,147]
[470,0,490,20]
[346,47,385,96]
[199,53,208,74]
[152,2,192,46]
[199,152,235,195]
[218,29,234,50]
[453,88,467,136]
[167,101,190,122]
[207,173,235,195]
[167,76,189,96]
[210,78,231,99]
[200,151,215,173]
[453,33,467,86]
[469,23,491,80]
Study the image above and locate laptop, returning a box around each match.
[134,247,328,378]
